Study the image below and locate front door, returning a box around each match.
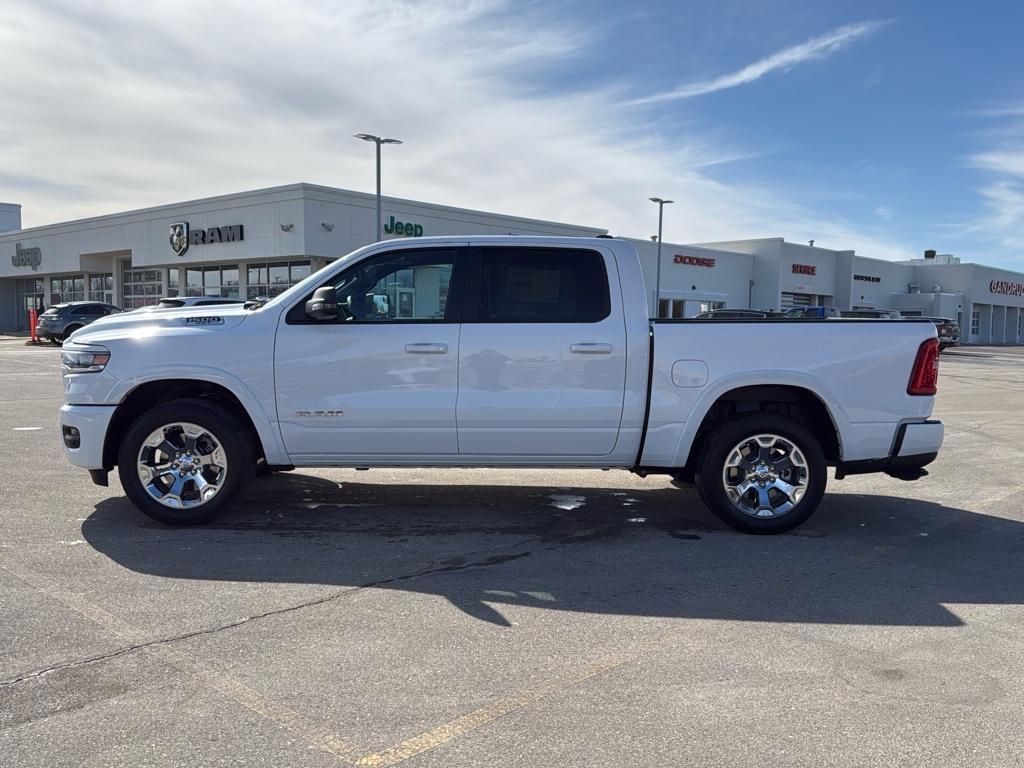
[457,246,628,457]
[275,247,465,460]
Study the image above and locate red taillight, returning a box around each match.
[908,338,940,395]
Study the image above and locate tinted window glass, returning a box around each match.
[330,249,456,322]
[77,304,105,316]
[476,248,609,323]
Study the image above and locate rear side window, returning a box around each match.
[77,304,105,316]
[474,248,609,323]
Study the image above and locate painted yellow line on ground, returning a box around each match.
[355,652,630,767]
[0,556,362,764]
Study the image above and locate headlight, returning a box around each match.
[61,347,111,373]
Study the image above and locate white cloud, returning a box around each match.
[627,20,889,106]
[874,206,893,220]
[0,1,912,261]
[965,130,1024,254]
[970,149,1024,177]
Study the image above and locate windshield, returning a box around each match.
[254,242,382,312]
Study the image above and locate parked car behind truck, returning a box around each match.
[35,301,121,343]
[59,236,944,535]
[909,317,960,350]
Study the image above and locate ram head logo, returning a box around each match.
[169,222,190,256]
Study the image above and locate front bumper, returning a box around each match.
[59,403,117,470]
[836,420,944,480]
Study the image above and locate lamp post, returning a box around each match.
[353,133,403,241]
[649,197,673,317]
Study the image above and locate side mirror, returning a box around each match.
[305,286,340,321]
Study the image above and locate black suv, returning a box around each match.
[35,301,121,344]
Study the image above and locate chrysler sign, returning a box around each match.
[169,221,244,256]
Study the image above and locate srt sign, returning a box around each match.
[169,221,244,257]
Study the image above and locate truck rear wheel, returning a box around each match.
[117,399,255,525]
[694,415,826,534]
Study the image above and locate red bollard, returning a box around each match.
[28,308,38,343]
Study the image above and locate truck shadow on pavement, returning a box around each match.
[82,472,1024,628]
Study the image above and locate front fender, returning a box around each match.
[107,365,290,466]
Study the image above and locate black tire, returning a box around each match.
[117,398,256,525]
[694,415,827,534]
[60,324,82,343]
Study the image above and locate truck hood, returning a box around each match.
[69,305,251,344]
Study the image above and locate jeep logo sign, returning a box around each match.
[169,221,244,256]
[11,242,42,271]
[383,215,424,237]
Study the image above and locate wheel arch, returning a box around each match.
[676,382,844,471]
[102,378,273,469]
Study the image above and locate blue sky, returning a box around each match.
[2,0,1023,266]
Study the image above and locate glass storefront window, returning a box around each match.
[167,268,180,298]
[121,257,164,309]
[15,277,46,331]
[49,274,86,304]
[247,260,311,299]
[185,265,239,298]
[87,273,114,303]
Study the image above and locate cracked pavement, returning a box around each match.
[2,341,1024,766]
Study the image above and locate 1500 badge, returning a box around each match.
[184,316,225,325]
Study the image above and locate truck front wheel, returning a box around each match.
[694,415,826,534]
[117,399,255,525]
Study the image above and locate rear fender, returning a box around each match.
[666,372,850,468]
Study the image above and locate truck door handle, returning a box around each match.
[405,343,448,354]
[570,343,613,354]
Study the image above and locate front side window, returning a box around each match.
[330,249,455,321]
[289,249,460,324]
[473,248,609,323]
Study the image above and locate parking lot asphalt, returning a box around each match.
[2,340,1024,767]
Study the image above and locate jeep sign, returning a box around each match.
[383,215,424,237]
[11,242,42,271]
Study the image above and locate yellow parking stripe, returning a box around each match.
[0,557,362,764]
[355,653,629,767]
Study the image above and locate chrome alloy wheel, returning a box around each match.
[721,433,809,518]
[136,422,228,509]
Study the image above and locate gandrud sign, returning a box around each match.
[169,221,244,257]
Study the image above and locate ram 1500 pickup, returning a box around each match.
[59,236,944,534]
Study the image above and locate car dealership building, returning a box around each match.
[1,182,1023,344]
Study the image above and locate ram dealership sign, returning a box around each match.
[169,221,244,257]
[11,242,42,271]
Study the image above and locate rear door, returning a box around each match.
[456,246,627,457]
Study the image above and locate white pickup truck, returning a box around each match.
[59,236,944,534]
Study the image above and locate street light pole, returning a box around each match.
[353,133,403,242]
[649,197,674,317]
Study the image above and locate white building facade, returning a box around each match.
[2,185,1023,344]
[0,184,602,331]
